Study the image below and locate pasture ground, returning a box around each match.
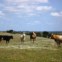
[0,32,62,62]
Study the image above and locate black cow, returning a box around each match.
[0,35,13,44]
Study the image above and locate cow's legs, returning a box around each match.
[21,38,24,44]
[6,40,9,44]
[33,39,35,43]
[55,40,61,47]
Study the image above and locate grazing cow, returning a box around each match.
[20,32,26,43]
[49,34,62,47]
[0,35,13,44]
[30,32,36,43]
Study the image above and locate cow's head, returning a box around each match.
[10,36,13,39]
[47,33,54,39]
[50,34,55,39]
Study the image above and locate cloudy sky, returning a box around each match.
[0,0,62,31]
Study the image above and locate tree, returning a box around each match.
[42,31,49,38]
[6,30,14,33]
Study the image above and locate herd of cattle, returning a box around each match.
[0,32,62,47]
[0,32,36,44]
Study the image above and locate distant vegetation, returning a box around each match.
[1,30,62,38]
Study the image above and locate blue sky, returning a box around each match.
[0,0,62,31]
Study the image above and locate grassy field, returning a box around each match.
[0,32,62,62]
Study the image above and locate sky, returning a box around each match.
[0,0,62,31]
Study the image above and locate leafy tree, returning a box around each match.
[42,31,49,38]
[6,30,14,33]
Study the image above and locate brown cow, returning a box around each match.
[50,34,62,47]
[30,32,36,43]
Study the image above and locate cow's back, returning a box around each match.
[51,34,62,40]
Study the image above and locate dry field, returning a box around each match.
[0,32,62,62]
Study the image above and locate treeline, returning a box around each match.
[5,30,62,38]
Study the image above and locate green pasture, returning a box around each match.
[0,32,62,62]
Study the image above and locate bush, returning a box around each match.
[42,31,49,38]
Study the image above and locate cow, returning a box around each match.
[20,32,26,43]
[49,34,62,47]
[30,32,36,43]
[0,35,13,44]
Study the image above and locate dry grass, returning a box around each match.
[0,32,62,62]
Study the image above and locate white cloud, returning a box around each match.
[0,11,5,16]
[6,0,48,4]
[4,5,53,15]
[4,6,18,12]
[6,0,28,3]
[3,0,50,16]
[33,0,48,3]
[36,6,52,11]
[51,12,62,16]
